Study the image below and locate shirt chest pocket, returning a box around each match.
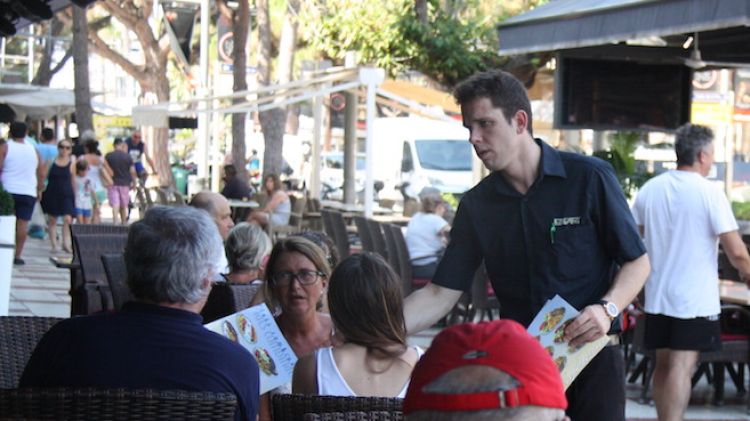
[551,221,597,281]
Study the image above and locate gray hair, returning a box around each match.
[225,222,272,272]
[406,367,563,421]
[126,206,222,304]
[675,123,713,167]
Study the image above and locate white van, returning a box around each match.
[371,117,473,196]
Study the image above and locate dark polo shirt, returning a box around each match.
[433,139,646,326]
[20,302,260,421]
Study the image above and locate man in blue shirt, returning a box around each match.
[21,206,260,421]
[403,70,650,421]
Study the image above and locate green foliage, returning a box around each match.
[593,131,651,199]
[0,184,14,216]
[732,201,750,221]
[300,0,535,87]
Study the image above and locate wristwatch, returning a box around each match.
[597,300,619,321]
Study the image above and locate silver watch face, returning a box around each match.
[605,302,618,318]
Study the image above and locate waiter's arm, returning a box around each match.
[565,253,650,347]
[404,283,463,335]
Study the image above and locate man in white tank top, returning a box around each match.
[0,122,46,265]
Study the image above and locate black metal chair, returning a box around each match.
[201,283,263,324]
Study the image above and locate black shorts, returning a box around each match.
[11,194,36,221]
[644,313,721,352]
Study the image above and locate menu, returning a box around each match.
[205,304,297,394]
[527,295,609,389]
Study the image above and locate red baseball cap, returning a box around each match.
[403,319,567,414]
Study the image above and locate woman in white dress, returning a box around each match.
[292,252,423,398]
[79,140,113,223]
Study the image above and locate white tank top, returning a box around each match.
[1,140,38,197]
[315,346,423,398]
[86,158,105,192]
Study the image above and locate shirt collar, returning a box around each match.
[122,301,203,324]
[537,138,567,179]
[491,138,566,196]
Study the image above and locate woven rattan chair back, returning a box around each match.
[73,234,128,314]
[322,210,350,258]
[100,253,133,311]
[201,283,263,323]
[0,387,237,420]
[366,220,388,260]
[353,216,374,253]
[0,316,63,388]
[272,394,403,421]
[381,223,401,280]
[303,411,403,421]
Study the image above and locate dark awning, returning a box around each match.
[497,0,750,56]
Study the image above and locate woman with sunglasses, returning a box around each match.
[258,236,333,421]
[40,140,76,253]
[292,252,423,398]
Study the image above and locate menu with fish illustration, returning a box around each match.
[205,304,297,394]
[527,295,609,389]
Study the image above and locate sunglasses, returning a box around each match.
[58,145,72,150]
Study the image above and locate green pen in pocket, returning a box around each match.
[550,223,556,244]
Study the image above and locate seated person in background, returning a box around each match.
[257,236,333,421]
[20,206,260,421]
[293,252,423,398]
[248,173,290,229]
[221,164,253,200]
[405,193,451,279]
[403,319,569,421]
[223,222,272,284]
[190,190,235,278]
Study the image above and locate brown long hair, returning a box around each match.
[328,252,407,358]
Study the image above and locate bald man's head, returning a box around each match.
[189,191,234,240]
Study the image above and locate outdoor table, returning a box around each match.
[227,199,259,222]
[371,214,411,226]
[719,279,750,306]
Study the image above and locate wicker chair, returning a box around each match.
[70,224,129,237]
[365,219,388,260]
[201,283,263,323]
[322,210,351,257]
[0,316,63,388]
[353,216,375,253]
[304,411,403,421]
[272,394,403,421]
[100,253,133,311]
[270,196,308,240]
[0,387,237,420]
[72,233,128,315]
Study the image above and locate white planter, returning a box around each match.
[0,215,16,316]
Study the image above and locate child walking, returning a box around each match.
[74,160,96,224]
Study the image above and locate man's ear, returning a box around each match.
[514,110,529,135]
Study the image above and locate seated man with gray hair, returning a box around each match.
[20,206,260,421]
[404,319,569,421]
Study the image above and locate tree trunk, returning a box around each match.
[72,5,93,134]
[415,0,428,24]
[231,0,250,181]
[278,0,300,134]
[149,75,173,187]
[255,0,285,178]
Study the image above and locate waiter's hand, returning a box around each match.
[564,304,610,348]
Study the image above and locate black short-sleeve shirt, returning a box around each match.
[433,139,646,326]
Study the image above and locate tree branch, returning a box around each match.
[88,29,145,82]
[49,46,73,76]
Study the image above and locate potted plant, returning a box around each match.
[0,184,15,316]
